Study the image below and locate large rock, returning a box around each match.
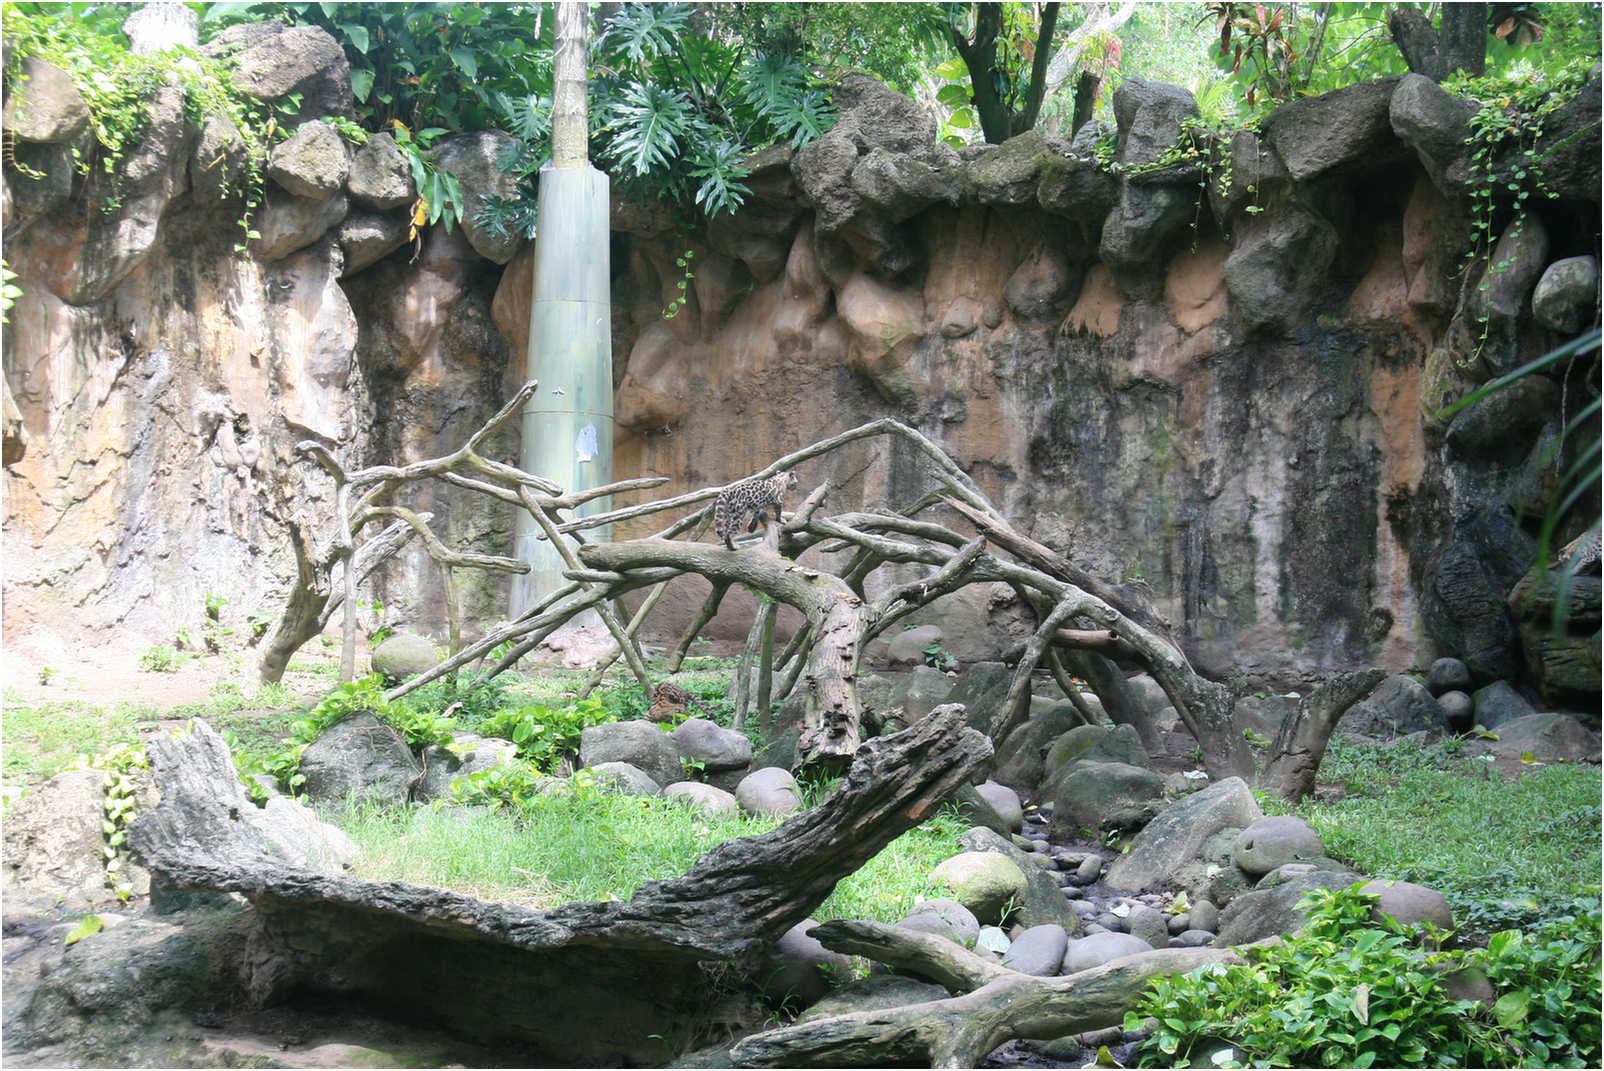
[1360,879,1454,932]
[1262,78,1403,180]
[1044,723,1150,790]
[1105,777,1263,893]
[415,732,519,801]
[852,147,955,221]
[204,21,354,118]
[993,703,1082,790]
[1,768,113,904]
[1425,657,1473,696]
[369,632,440,683]
[796,975,949,1024]
[1099,181,1196,276]
[347,132,417,210]
[886,624,943,667]
[662,781,739,819]
[1233,816,1326,877]
[886,665,957,728]
[1048,761,1164,840]
[339,210,411,276]
[1464,712,1601,764]
[2,58,91,143]
[734,767,802,817]
[929,851,1029,925]
[670,718,752,773]
[1215,868,1363,946]
[1388,73,1475,194]
[896,897,980,948]
[254,189,350,261]
[1339,674,1448,738]
[1223,201,1339,334]
[1001,923,1069,976]
[1061,931,1153,975]
[1463,213,1552,378]
[429,131,523,263]
[1111,80,1199,169]
[756,920,854,1009]
[298,712,422,806]
[957,826,1078,932]
[967,131,1050,206]
[1421,508,1535,684]
[1470,680,1537,731]
[972,780,1023,832]
[1531,255,1600,333]
[267,120,350,200]
[1531,74,1601,201]
[579,721,683,788]
[943,661,1016,735]
[587,761,662,797]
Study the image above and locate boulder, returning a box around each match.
[943,662,1015,734]
[1531,255,1600,334]
[1465,213,1553,378]
[580,721,683,788]
[2,57,91,143]
[1099,181,1196,276]
[1171,827,1254,909]
[1125,904,1170,949]
[1262,78,1404,180]
[886,665,956,727]
[896,897,980,948]
[1420,508,1534,683]
[957,826,1079,932]
[253,189,350,261]
[735,767,802,817]
[1437,690,1474,729]
[1233,816,1326,877]
[1189,898,1220,934]
[429,131,524,264]
[1105,777,1263,893]
[1471,680,1537,731]
[1360,879,1454,933]
[1339,674,1449,738]
[298,712,421,806]
[1530,74,1601,202]
[1036,150,1115,221]
[1048,761,1164,841]
[347,132,417,210]
[796,975,947,1024]
[1003,241,1076,320]
[1215,869,1364,946]
[1061,931,1154,975]
[1223,200,1339,334]
[967,131,1050,206]
[1111,80,1199,169]
[1388,73,1475,193]
[267,120,350,200]
[1425,657,1473,696]
[6,138,75,232]
[1465,713,1601,764]
[756,920,852,1008]
[1001,923,1069,976]
[851,147,954,221]
[339,210,411,276]
[929,851,1030,925]
[887,625,944,667]
[671,718,753,773]
[588,761,662,797]
[993,703,1082,789]
[1443,375,1559,465]
[415,732,519,801]
[972,780,1023,832]
[1207,129,1289,223]
[1,768,113,904]
[663,781,739,819]
[1043,723,1150,795]
[205,21,354,118]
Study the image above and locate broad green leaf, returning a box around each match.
[1493,988,1531,1028]
[937,83,971,108]
[933,56,968,78]
[449,46,478,81]
[64,915,103,946]
[339,24,370,53]
[350,67,375,103]
[946,107,976,130]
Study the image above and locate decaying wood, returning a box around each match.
[130,709,991,1062]
[729,918,1243,1068]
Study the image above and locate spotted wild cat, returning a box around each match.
[713,471,799,549]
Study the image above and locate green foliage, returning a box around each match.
[922,642,958,673]
[1128,883,1601,1068]
[474,697,617,773]
[139,644,182,673]
[63,742,150,902]
[1,697,148,783]
[662,249,696,320]
[1,261,22,324]
[1290,736,1602,938]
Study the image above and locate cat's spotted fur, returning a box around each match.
[713,471,798,549]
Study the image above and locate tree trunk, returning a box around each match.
[1071,70,1100,134]
[551,1,589,167]
[1439,2,1487,78]
[1259,668,1386,800]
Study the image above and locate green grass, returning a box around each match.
[1,698,154,783]
[1277,736,1603,937]
[332,790,965,923]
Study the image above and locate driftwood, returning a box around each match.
[729,919,1244,1068]
[130,707,992,1064]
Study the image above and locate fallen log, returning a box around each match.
[129,707,991,1064]
[730,919,1244,1068]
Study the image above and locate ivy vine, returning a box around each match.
[62,742,149,903]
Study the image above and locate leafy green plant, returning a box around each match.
[1,261,22,323]
[1128,882,1600,1068]
[36,666,59,686]
[475,697,617,773]
[139,645,182,673]
[662,248,695,319]
[63,742,149,902]
[922,643,958,673]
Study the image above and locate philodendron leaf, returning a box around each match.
[64,915,103,946]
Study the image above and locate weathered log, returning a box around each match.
[730,919,1243,1068]
[1259,668,1386,801]
[130,707,991,1064]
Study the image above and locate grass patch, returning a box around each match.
[1,699,152,783]
[333,790,963,923]
[1281,736,1602,937]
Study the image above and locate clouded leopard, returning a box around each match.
[713,471,799,549]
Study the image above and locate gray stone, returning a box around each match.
[1036,150,1115,220]
[1426,657,1473,696]
[580,720,682,788]
[268,120,350,200]
[1420,507,1535,683]
[1189,898,1220,934]
[339,210,411,276]
[1262,77,1403,180]
[1171,827,1255,909]
[1061,931,1153,975]
[2,58,91,143]
[887,624,943,667]
[1106,777,1263,893]
[993,703,1082,790]
[976,925,1012,954]
[1532,256,1599,334]
[1233,816,1326,877]
[1125,904,1170,949]
[255,795,360,871]
[852,147,954,221]
[589,761,662,797]
[967,131,1050,206]
[1340,674,1449,738]
[347,132,416,210]
[415,732,518,801]
[944,662,1016,735]
[1170,929,1216,947]
[1075,855,1103,885]
[254,189,349,262]
[1530,74,1600,201]
[957,827,1078,932]
[973,780,1023,832]
[671,717,753,772]
[1,768,112,904]
[1112,79,1199,169]
[1444,376,1560,464]
[897,897,980,948]
[1389,73,1475,193]
[735,766,802,817]
[757,920,852,1007]
[429,131,524,264]
[1099,181,1196,276]
[1208,130,1289,223]
[1223,201,1339,334]
[1466,713,1601,764]
[189,113,249,203]
[950,782,1014,837]
[1360,879,1454,933]
[1216,869,1363,946]
[929,851,1030,925]
[1001,923,1069,976]
[206,22,354,119]
[888,664,956,726]
[298,712,421,806]
[1049,761,1164,841]
[662,781,739,819]
[1438,690,1474,729]
[1471,680,1538,731]
[1463,213,1552,378]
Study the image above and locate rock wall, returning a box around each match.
[4,24,1598,692]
